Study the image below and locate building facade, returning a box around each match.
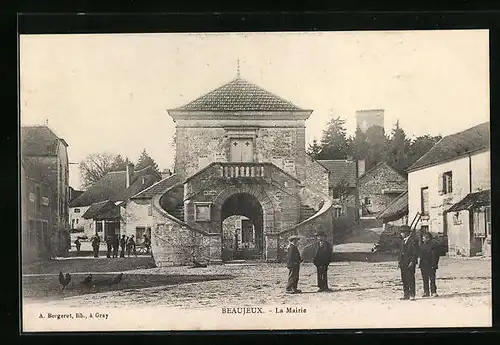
[21,125,70,257]
[407,122,490,257]
[21,159,53,262]
[148,76,334,266]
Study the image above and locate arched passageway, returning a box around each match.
[221,193,264,261]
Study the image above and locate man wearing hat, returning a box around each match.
[286,235,303,294]
[313,231,333,292]
[398,225,419,300]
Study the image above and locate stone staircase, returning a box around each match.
[299,205,316,222]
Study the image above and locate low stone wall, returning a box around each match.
[151,194,221,267]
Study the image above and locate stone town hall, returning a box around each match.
[143,73,333,266]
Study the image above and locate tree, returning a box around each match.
[385,120,409,174]
[406,134,442,168]
[352,127,369,160]
[135,149,160,175]
[79,152,117,189]
[110,154,134,172]
[364,125,387,170]
[316,115,350,160]
[331,179,352,200]
[307,139,323,159]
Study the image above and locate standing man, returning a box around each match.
[112,235,119,258]
[119,235,127,258]
[398,225,419,301]
[313,231,333,292]
[74,238,81,256]
[105,236,113,258]
[419,232,440,297]
[286,235,303,294]
[91,235,100,258]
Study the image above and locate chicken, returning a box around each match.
[190,259,207,268]
[81,274,93,289]
[58,271,71,291]
[109,273,123,286]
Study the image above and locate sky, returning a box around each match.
[20,30,490,190]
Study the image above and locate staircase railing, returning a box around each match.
[409,211,421,230]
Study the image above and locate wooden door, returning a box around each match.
[230,138,253,162]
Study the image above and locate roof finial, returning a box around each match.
[236,58,240,78]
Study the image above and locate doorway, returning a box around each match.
[221,192,263,261]
[230,138,254,162]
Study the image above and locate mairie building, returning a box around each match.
[142,76,334,266]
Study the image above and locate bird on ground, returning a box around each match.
[81,274,93,289]
[109,273,123,286]
[58,271,71,291]
[191,259,207,268]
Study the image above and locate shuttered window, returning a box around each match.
[421,187,429,215]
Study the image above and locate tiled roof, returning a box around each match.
[69,166,160,207]
[408,122,490,172]
[114,174,161,203]
[82,200,114,219]
[172,78,305,112]
[447,189,490,212]
[131,174,180,199]
[70,171,127,207]
[21,126,67,156]
[377,191,408,221]
[317,160,357,187]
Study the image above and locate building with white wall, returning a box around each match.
[407,122,490,257]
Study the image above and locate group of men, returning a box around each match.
[76,234,151,258]
[285,225,440,299]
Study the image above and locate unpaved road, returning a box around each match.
[23,257,491,331]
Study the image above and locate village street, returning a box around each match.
[23,256,491,330]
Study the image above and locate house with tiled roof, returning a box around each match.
[407,121,491,257]
[21,125,70,258]
[69,164,162,241]
[142,73,339,266]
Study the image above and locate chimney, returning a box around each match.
[161,169,172,180]
[125,161,133,188]
[357,160,366,178]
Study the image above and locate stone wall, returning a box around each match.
[304,155,329,197]
[150,196,221,267]
[358,163,407,215]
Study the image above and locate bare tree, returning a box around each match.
[79,152,118,189]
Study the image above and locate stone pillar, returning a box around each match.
[265,233,279,262]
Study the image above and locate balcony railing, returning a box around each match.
[220,163,266,178]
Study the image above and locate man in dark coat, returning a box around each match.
[398,225,419,300]
[419,232,440,297]
[112,235,119,258]
[313,231,333,292]
[286,235,303,294]
[105,236,113,258]
[91,235,100,258]
[119,235,127,258]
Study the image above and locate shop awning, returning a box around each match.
[447,189,491,212]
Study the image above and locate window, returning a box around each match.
[136,227,152,242]
[364,197,371,206]
[443,171,453,194]
[194,202,212,222]
[420,187,429,216]
[72,219,75,228]
[333,207,343,218]
[74,209,80,213]
[76,219,79,224]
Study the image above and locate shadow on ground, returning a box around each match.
[23,257,156,274]
[23,273,234,300]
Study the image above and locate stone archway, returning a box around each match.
[213,185,276,261]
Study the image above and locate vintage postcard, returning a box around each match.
[20,30,491,332]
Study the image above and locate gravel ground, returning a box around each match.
[23,256,491,331]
